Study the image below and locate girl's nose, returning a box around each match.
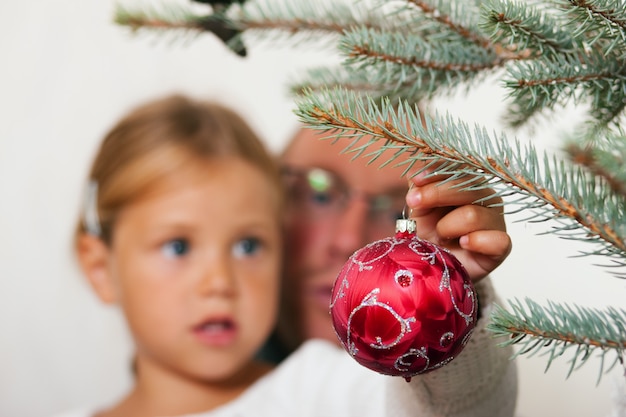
[197,256,236,297]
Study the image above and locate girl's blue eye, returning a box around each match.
[233,237,261,258]
[162,239,189,258]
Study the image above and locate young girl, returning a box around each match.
[68,94,283,417]
[60,94,516,417]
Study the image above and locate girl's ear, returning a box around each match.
[76,234,118,304]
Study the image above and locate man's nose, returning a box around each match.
[329,196,370,258]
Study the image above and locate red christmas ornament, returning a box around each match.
[330,219,477,381]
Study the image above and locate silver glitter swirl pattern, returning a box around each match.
[345,288,416,354]
[395,347,429,373]
[331,237,406,308]
[408,240,475,325]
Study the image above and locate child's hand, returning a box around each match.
[405,167,511,283]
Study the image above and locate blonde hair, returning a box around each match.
[77,94,281,245]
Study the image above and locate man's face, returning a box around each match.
[279,128,410,346]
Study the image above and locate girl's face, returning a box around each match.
[99,157,281,384]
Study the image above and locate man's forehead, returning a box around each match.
[286,128,409,159]
[283,128,409,193]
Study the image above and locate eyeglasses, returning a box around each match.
[281,165,407,238]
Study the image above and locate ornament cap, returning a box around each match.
[395,218,417,234]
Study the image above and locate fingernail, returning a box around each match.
[408,170,430,187]
[408,170,424,182]
[406,189,421,206]
[459,235,469,247]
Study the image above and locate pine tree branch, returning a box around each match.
[295,88,626,268]
[511,59,620,90]
[289,66,424,100]
[488,299,626,382]
[481,0,577,56]
[233,0,400,44]
[115,4,207,33]
[556,0,626,60]
[479,0,626,128]
[336,0,532,96]
[290,64,488,108]
[501,52,626,127]
[114,3,247,55]
[406,0,493,49]
[566,0,626,32]
[341,27,501,73]
[566,135,626,200]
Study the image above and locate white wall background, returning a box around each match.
[0,1,624,417]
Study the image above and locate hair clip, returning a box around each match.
[83,180,102,236]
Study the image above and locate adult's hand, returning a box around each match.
[405,167,512,282]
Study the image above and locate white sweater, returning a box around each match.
[52,278,517,417]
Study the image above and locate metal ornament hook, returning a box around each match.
[402,179,416,220]
[398,179,417,234]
